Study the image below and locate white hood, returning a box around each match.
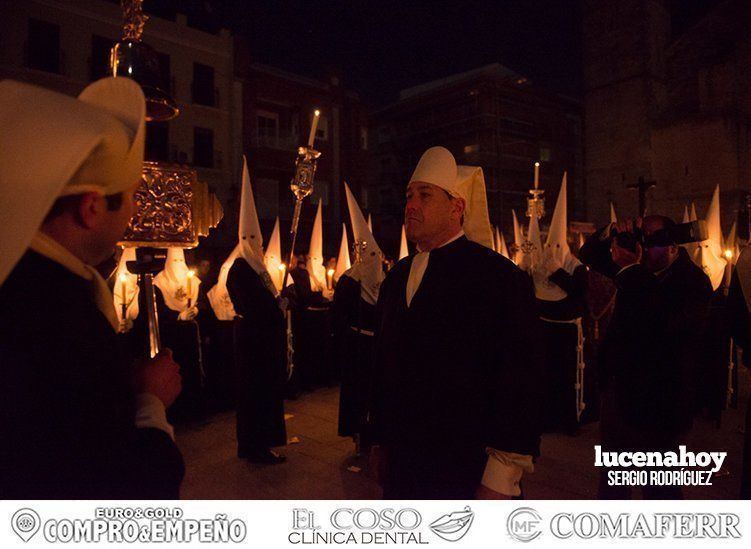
[113,247,139,322]
[399,224,409,260]
[307,198,328,295]
[154,247,201,313]
[695,185,727,290]
[344,182,384,305]
[334,223,351,283]
[535,173,581,301]
[264,217,285,291]
[207,244,241,320]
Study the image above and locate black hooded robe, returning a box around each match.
[226,258,287,452]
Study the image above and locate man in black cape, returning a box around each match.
[0,78,184,499]
[370,147,543,499]
[580,216,712,499]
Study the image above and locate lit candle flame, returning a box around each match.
[534,161,540,190]
[327,268,335,276]
[724,249,733,260]
[278,264,286,272]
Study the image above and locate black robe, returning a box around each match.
[371,236,543,499]
[333,274,377,441]
[0,251,184,499]
[226,258,287,451]
[727,268,751,498]
[537,265,588,433]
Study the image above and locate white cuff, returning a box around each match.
[616,263,639,276]
[135,393,175,441]
[481,449,534,497]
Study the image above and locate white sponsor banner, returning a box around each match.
[1,500,747,548]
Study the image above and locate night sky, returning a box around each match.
[148,0,583,106]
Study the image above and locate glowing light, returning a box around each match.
[327,268,335,276]
[724,249,733,260]
[278,264,286,272]
[119,273,128,282]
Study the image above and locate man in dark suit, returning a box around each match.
[0,78,184,499]
[581,215,712,499]
[370,147,543,499]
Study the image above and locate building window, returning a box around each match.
[192,63,215,106]
[464,144,479,154]
[91,35,115,81]
[27,18,60,73]
[256,178,279,219]
[360,126,368,150]
[156,52,172,96]
[193,127,214,168]
[256,110,279,147]
[539,147,552,162]
[145,122,169,162]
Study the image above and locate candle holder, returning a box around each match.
[526,189,545,220]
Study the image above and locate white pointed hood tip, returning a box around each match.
[264,217,284,291]
[399,224,409,260]
[536,173,582,301]
[238,155,266,272]
[610,202,618,224]
[697,185,727,291]
[307,199,327,292]
[334,223,351,282]
[344,182,384,304]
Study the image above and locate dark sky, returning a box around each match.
[170,0,583,107]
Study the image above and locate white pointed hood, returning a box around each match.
[682,205,690,224]
[519,211,543,274]
[497,228,510,259]
[726,220,739,265]
[334,223,351,282]
[307,199,328,293]
[696,185,727,290]
[344,182,384,305]
[207,244,241,320]
[367,213,373,234]
[610,202,618,224]
[690,202,698,222]
[453,165,494,249]
[535,173,582,301]
[238,156,269,276]
[154,247,201,312]
[264,217,285,291]
[512,209,523,264]
[114,247,139,322]
[399,224,409,260]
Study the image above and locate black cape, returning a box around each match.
[226,258,287,451]
[371,236,543,499]
[0,251,184,499]
[333,274,376,440]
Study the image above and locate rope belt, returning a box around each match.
[540,316,586,422]
[350,326,374,337]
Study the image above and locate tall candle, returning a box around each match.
[119,273,128,319]
[186,270,194,309]
[534,162,540,189]
[307,109,320,148]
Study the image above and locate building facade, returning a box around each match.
[0,0,241,231]
[233,54,371,259]
[583,0,751,233]
[370,64,583,253]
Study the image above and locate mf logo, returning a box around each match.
[507,507,542,542]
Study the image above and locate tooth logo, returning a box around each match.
[12,508,40,542]
[430,506,475,542]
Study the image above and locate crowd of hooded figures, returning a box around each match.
[2,78,751,499]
